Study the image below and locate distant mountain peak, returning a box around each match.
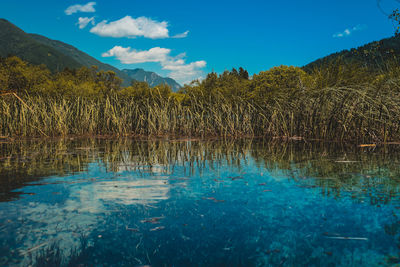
[122,68,181,91]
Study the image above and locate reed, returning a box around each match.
[1,84,400,142]
[1,83,399,142]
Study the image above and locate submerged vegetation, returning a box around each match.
[1,47,400,141]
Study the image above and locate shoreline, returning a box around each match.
[1,134,400,147]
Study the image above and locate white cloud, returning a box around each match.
[333,24,366,38]
[65,2,96,15]
[77,17,95,29]
[173,30,189,38]
[102,46,206,84]
[90,16,169,39]
[102,46,171,64]
[163,60,207,83]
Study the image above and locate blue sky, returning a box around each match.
[0,0,397,84]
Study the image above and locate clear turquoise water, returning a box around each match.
[1,139,400,266]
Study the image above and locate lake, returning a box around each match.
[1,138,400,266]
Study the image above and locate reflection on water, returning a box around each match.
[90,179,170,205]
[1,139,400,266]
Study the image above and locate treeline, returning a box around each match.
[0,55,396,99]
[1,55,400,141]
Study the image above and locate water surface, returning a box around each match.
[1,139,400,266]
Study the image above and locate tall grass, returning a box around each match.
[1,84,400,142]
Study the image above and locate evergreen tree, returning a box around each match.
[239,67,249,80]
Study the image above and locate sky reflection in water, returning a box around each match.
[1,139,400,266]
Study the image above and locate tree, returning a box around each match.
[0,56,51,94]
[250,65,312,100]
[377,0,400,35]
[389,8,400,35]
[239,67,249,80]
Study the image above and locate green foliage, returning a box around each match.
[250,66,312,101]
[308,58,373,88]
[1,55,400,142]
[179,68,251,104]
[0,57,124,97]
[0,56,51,93]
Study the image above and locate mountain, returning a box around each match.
[0,18,81,72]
[123,68,181,91]
[304,35,400,72]
[28,33,132,86]
[0,18,181,88]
